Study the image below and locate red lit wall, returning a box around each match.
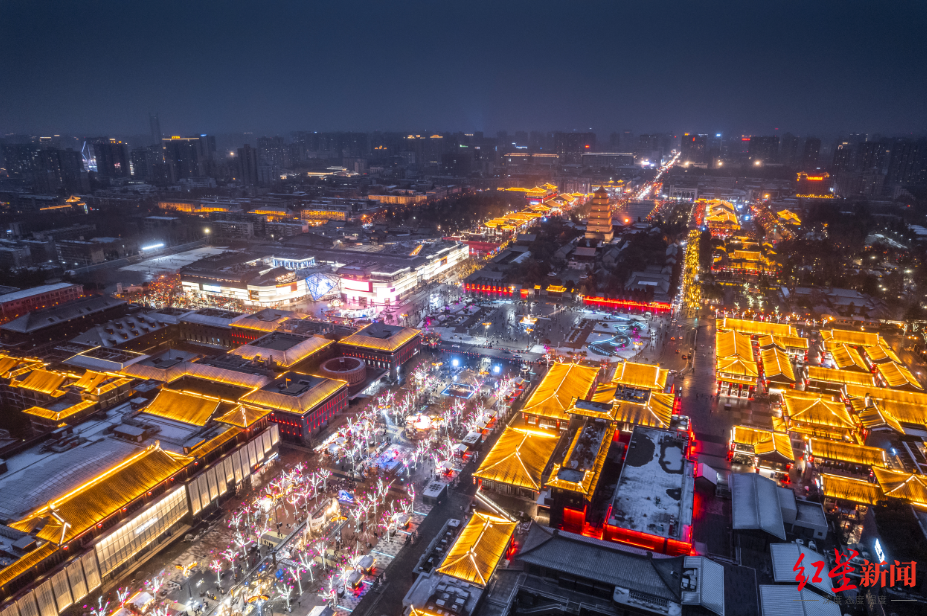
[604,525,693,556]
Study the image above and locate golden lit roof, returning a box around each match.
[844,384,927,406]
[776,336,809,350]
[143,389,220,426]
[185,361,274,389]
[436,513,517,586]
[474,427,559,490]
[408,608,444,616]
[873,468,927,507]
[781,393,855,430]
[876,362,923,390]
[773,416,857,442]
[806,366,875,388]
[777,209,802,225]
[611,361,668,391]
[190,426,243,458]
[717,357,759,378]
[18,369,67,394]
[521,362,599,421]
[852,397,927,430]
[761,347,795,382]
[586,391,675,428]
[546,423,615,495]
[73,370,108,391]
[829,344,868,371]
[11,443,191,544]
[239,374,346,415]
[808,438,888,467]
[0,354,45,379]
[340,325,420,353]
[720,318,796,338]
[864,344,901,364]
[852,399,906,433]
[215,405,273,428]
[820,474,882,505]
[232,334,333,368]
[0,542,57,589]
[820,329,880,347]
[731,426,794,459]
[23,400,97,423]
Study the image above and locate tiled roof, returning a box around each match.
[11,443,191,544]
[435,513,516,586]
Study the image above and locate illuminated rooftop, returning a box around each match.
[546,418,614,496]
[239,371,346,415]
[435,513,517,587]
[11,443,192,544]
[231,332,332,367]
[339,322,420,353]
[521,362,599,421]
[474,427,559,491]
[608,426,693,541]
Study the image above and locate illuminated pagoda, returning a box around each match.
[583,187,614,242]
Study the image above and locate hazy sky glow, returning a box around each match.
[2,0,926,137]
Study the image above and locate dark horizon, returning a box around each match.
[2,1,926,137]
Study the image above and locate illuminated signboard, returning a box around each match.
[342,279,372,293]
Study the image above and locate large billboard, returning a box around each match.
[341,278,372,293]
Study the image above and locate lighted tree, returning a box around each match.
[210,559,223,586]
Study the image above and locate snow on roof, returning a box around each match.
[731,473,786,540]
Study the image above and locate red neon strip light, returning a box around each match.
[582,296,672,312]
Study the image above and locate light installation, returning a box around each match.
[305,273,340,300]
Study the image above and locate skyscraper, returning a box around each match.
[680,134,708,164]
[800,138,821,170]
[92,139,130,178]
[237,144,259,186]
[748,136,779,165]
[149,113,162,146]
[780,133,800,167]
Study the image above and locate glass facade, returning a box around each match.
[95,486,188,576]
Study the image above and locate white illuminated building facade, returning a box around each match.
[180,241,467,308]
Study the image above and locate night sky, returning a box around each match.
[2,0,926,137]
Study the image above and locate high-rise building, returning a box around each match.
[162,136,207,179]
[92,139,130,178]
[748,136,780,165]
[800,137,821,170]
[832,141,854,173]
[1,145,87,193]
[237,144,259,186]
[679,134,708,164]
[149,113,162,146]
[131,145,164,182]
[780,133,800,167]
[257,136,289,170]
[553,132,596,164]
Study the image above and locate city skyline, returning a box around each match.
[2,1,926,136]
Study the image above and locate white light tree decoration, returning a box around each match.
[299,549,317,583]
[88,598,109,616]
[210,559,223,586]
[289,554,307,594]
[222,549,238,577]
[234,531,251,558]
[116,588,130,606]
[276,584,293,613]
[318,468,331,492]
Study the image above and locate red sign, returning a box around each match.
[794,550,916,592]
